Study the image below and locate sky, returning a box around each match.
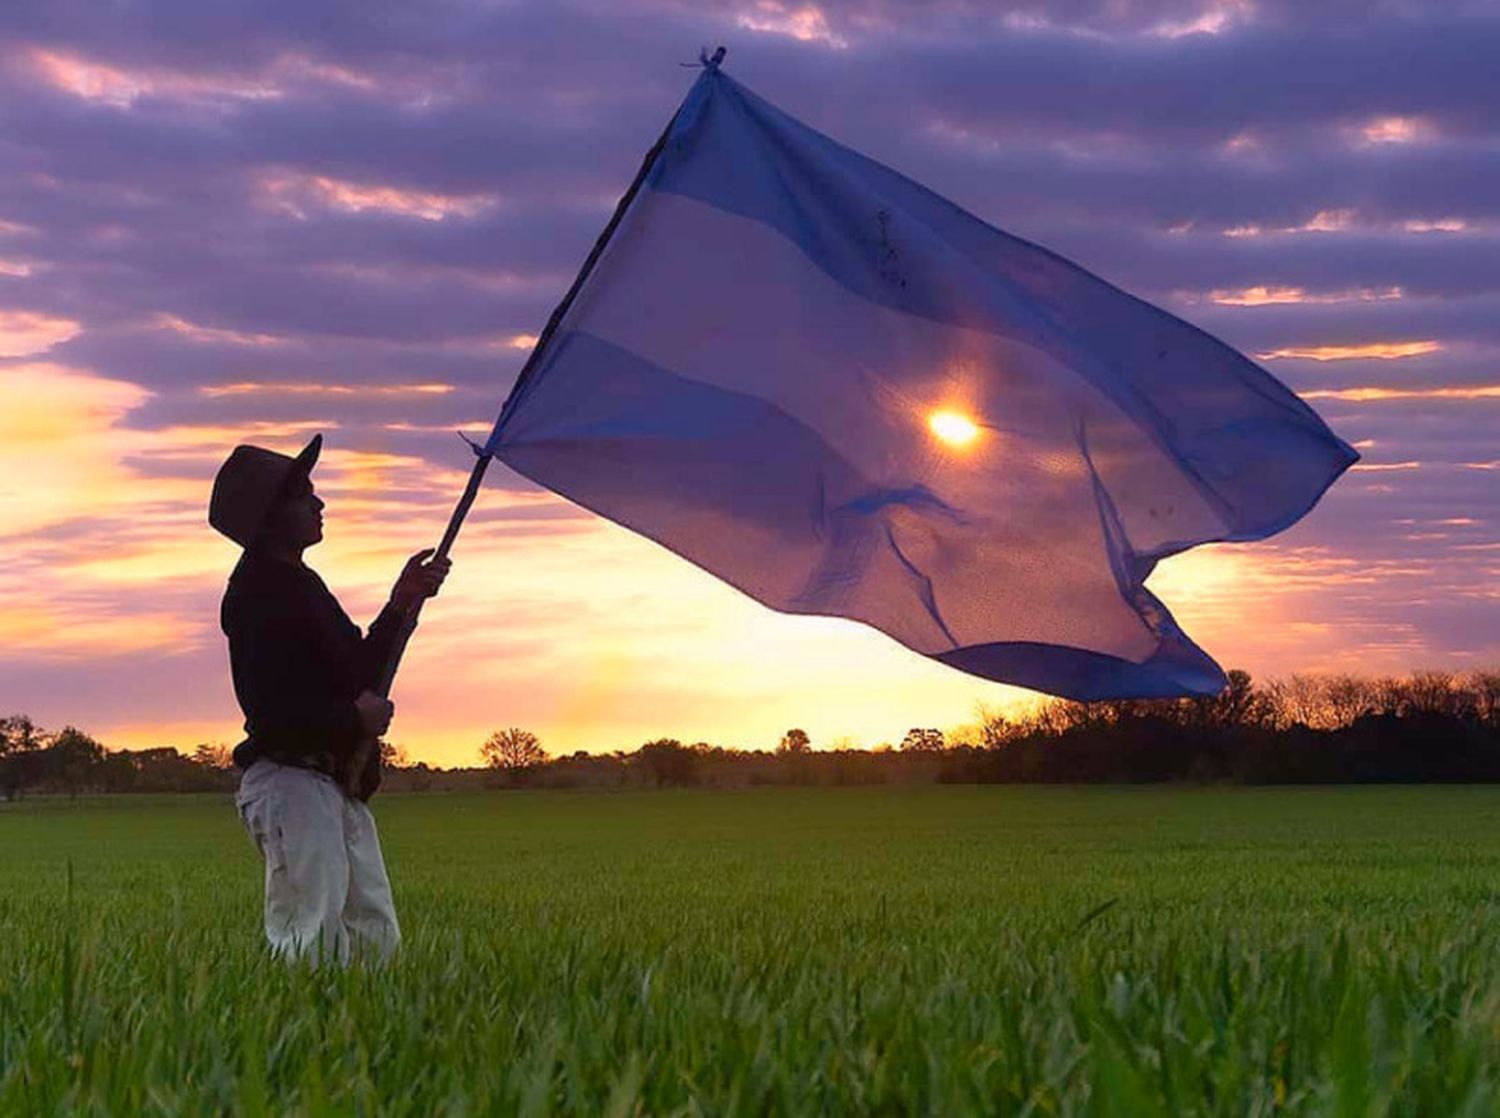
[1,0,1496,766]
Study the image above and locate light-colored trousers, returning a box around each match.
[235,759,401,964]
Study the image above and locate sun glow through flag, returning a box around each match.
[928,411,981,448]
[484,60,1357,701]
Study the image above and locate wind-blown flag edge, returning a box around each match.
[486,63,1358,702]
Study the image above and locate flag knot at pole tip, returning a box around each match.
[457,430,489,458]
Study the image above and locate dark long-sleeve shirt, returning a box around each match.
[222,551,406,773]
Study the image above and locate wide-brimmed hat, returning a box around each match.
[208,434,322,547]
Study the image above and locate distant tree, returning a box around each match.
[1027,698,1104,737]
[975,703,1017,749]
[105,747,226,793]
[404,760,434,792]
[380,741,410,770]
[634,739,699,787]
[1266,674,1329,730]
[192,743,233,770]
[0,714,45,757]
[0,714,48,799]
[1405,670,1460,718]
[1259,671,1471,732]
[1472,671,1500,728]
[97,751,140,793]
[777,728,811,754]
[1186,669,1263,732]
[46,727,106,798]
[481,728,548,775]
[944,723,985,749]
[900,728,946,752]
[1323,674,1381,727]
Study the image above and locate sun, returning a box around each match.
[927,409,980,448]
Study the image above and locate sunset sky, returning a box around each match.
[2,0,1496,766]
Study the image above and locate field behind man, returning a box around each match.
[5,786,1500,1114]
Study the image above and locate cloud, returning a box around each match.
[1257,341,1440,361]
[735,3,850,48]
[200,381,455,398]
[0,308,81,356]
[258,170,500,222]
[153,313,284,347]
[1303,385,1500,402]
[0,362,157,535]
[21,45,284,106]
[1357,115,1431,145]
[1199,285,1404,306]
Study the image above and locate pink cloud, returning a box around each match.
[260,171,498,222]
[0,308,81,357]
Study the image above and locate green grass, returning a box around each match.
[5,786,1500,1115]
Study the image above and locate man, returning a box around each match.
[209,433,449,962]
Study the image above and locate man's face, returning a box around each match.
[263,477,325,549]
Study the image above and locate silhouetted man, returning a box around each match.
[209,434,448,962]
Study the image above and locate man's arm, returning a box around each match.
[362,549,452,686]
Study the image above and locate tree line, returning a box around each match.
[4,669,1497,798]
[0,717,236,798]
[476,670,1500,789]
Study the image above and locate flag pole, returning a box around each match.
[345,48,725,797]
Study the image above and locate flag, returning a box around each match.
[485,62,1357,701]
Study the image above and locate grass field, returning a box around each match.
[5,786,1500,1115]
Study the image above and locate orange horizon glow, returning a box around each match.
[5,242,1498,775]
[2,355,1493,766]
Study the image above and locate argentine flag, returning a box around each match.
[486,61,1357,701]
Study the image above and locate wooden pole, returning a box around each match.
[344,49,725,799]
[368,450,491,701]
